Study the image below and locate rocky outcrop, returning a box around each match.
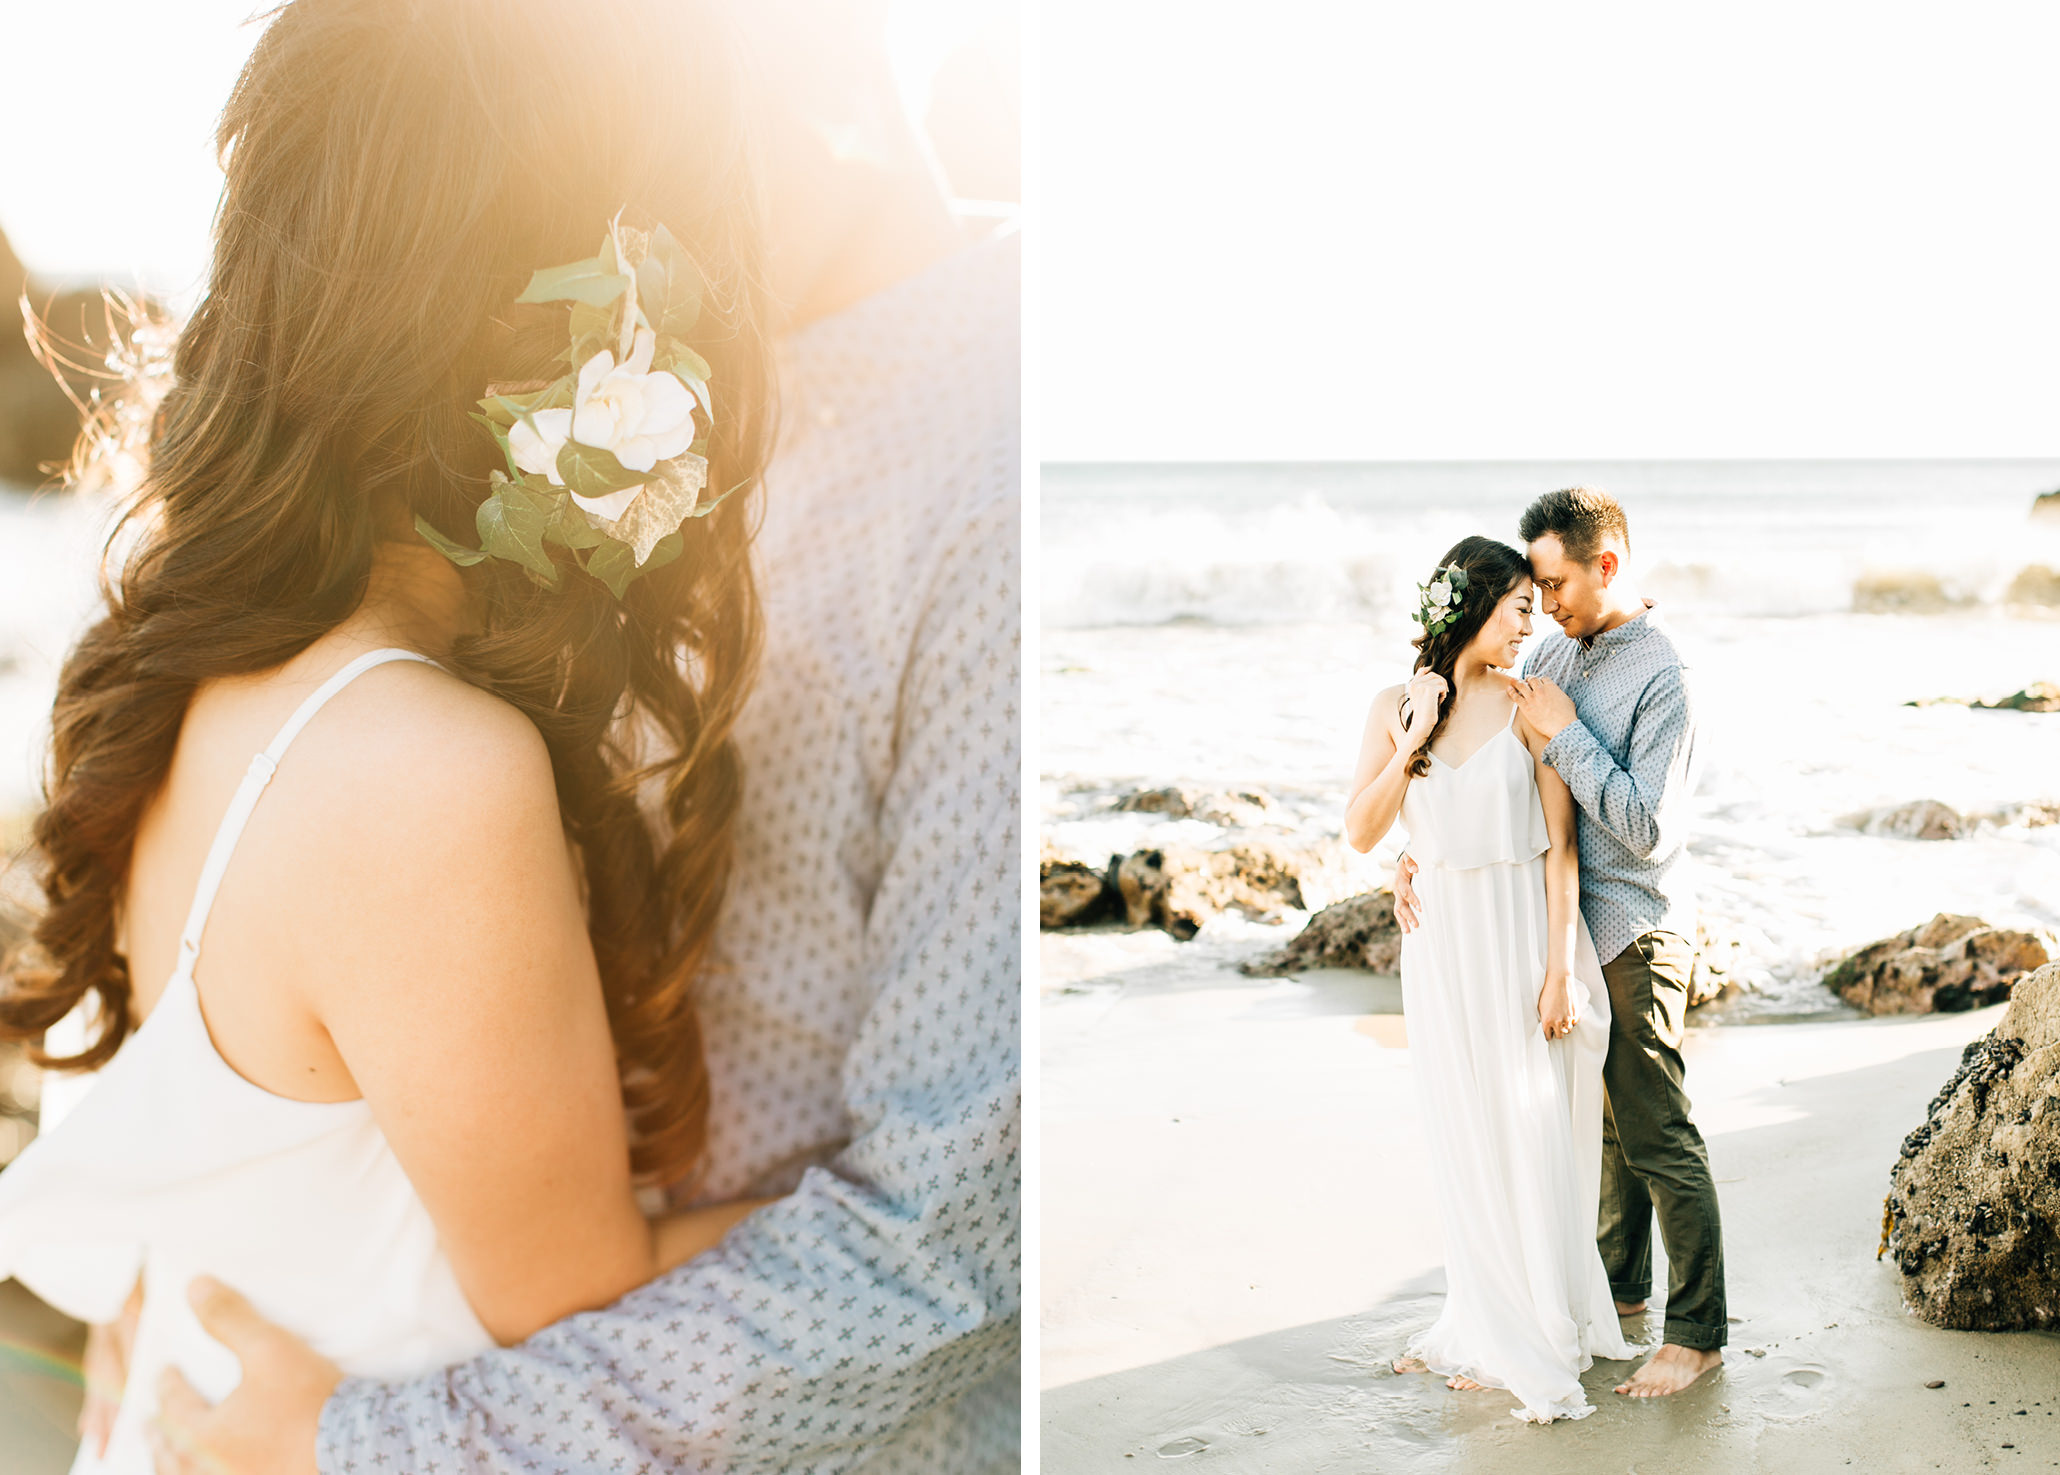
[1977,683,2060,714]
[1111,784,1276,829]
[1841,799,2060,838]
[1885,962,2060,1329]
[2032,490,2060,524]
[1241,890,1401,976]
[0,228,113,488]
[1114,838,1351,941]
[1842,799,1965,841]
[1823,914,2050,1014]
[1041,832,1351,940]
[1909,684,2060,714]
[2005,566,2060,607]
[1041,844,1116,929]
[1689,916,1743,1007]
[1985,801,2060,829]
[1042,779,1356,940]
[1853,571,1961,614]
[1244,896,1740,1006]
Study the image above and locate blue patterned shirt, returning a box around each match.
[316,236,1022,1474]
[1524,601,1700,965]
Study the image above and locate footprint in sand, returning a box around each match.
[1156,1435,1209,1458]
[1752,1361,1833,1421]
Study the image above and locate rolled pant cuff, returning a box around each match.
[1662,1318,1727,1352]
[1609,1282,1650,1304]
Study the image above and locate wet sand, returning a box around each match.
[1041,932,2060,1473]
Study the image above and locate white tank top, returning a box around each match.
[1399,708,1553,872]
[0,647,495,1475]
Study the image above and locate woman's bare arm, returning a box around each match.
[654,1197,779,1271]
[1522,714,1582,1027]
[290,677,656,1345]
[1346,673,1448,852]
[1345,685,1412,852]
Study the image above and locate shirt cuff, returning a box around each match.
[1542,717,1603,776]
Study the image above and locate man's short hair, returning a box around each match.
[1518,486,1630,566]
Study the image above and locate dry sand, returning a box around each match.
[1042,932,2060,1473]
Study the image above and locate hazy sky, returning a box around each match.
[0,0,258,292]
[1043,1,2060,461]
[0,0,1005,297]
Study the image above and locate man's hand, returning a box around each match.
[1392,853,1421,932]
[148,1277,340,1475]
[1511,676,1578,742]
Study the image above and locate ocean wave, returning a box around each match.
[1043,497,2060,629]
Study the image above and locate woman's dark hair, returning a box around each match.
[0,0,774,1187]
[1401,536,1532,777]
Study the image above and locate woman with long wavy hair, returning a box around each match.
[1344,535,1637,1423]
[0,2,778,1469]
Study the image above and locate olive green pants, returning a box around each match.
[1597,930,1728,1351]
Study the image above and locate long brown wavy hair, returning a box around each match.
[0,0,775,1186]
[1402,536,1532,778]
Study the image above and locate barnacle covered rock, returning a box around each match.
[1885,963,2060,1329]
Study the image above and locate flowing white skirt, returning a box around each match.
[1398,853,1639,1422]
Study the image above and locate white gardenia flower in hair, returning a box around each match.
[1428,580,1452,607]
[563,327,699,521]
[508,408,573,486]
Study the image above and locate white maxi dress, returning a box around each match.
[1396,714,1638,1422]
[0,649,496,1474]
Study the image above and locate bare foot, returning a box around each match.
[1614,1343,1721,1397]
[1446,1374,1483,1391]
[1614,1299,1648,1316]
[1391,1355,1426,1374]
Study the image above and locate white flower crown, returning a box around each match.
[416,214,724,600]
[1413,563,1471,636]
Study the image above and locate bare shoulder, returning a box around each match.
[289,659,557,832]
[258,659,589,1022]
[157,651,587,1097]
[1367,682,1409,738]
[1510,687,1560,758]
[1513,705,1551,756]
[1499,673,1544,752]
[247,658,571,945]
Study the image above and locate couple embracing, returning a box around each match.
[0,1,1017,1472]
[1346,486,1724,1423]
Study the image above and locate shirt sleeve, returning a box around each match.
[316,491,1022,1475]
[1540,662,1696,862]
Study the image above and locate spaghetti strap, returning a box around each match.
[172,648,446,976]
[0,661,495,1475]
